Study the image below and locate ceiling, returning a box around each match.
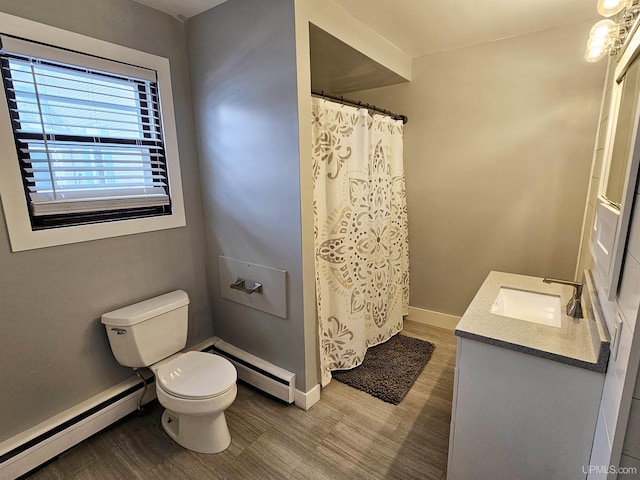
[131,0,226,20]
[132,0,599,57]
[333,0,599,57]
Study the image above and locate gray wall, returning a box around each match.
[352,20,606,317]
[186,0,311,389]
[0,0,211,442]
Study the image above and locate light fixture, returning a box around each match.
[586,0,640,62]
[597,0,632,17]
[585,43,609,63]
[590,19,623,40]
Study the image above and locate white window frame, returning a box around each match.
[0,12,185,251]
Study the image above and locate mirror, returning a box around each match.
[604,58,640,208]
[593,41,640,300]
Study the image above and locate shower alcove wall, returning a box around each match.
[300,8,412,396]
[187,0,410,407]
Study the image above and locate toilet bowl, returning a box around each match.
[152,351,237,454]
[101,290,238,454]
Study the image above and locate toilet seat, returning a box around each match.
[157,351,237,400]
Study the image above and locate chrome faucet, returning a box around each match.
[542,278,583,318]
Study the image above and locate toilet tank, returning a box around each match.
[101,290,189,368]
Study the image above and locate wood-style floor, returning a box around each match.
[26,321,457,480]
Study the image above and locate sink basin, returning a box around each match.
[491,287,562,327]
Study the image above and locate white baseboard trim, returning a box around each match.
[407,306,460,330]
[0,373,155,480]
[1,337,316,478]
[294,384,321,410]
[210,336,296,404]
[0,339,217,479]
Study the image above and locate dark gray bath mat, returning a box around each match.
[332,334,435,405]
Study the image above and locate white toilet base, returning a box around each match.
[161,408,231,454]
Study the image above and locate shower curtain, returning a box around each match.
[311,96,409,386]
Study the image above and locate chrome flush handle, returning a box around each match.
[230,278,263,294]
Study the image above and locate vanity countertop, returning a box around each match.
[454,270,610,373]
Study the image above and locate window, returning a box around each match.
[0,13,185,251]
[1,36,171,229]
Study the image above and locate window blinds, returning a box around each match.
[0,35,171,222]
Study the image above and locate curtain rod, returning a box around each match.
[311,89,408,125]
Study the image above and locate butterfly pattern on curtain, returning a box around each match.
[311,96,409,386]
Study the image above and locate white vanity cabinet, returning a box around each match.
[448,337,604,480]
[447,271,610,480]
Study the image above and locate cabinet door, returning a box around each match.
[450,338,602,480]
[589,308,640,479]
[599,315,629,452]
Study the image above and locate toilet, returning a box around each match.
[101,290,237,454]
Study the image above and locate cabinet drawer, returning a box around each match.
[599,312,632,437]
[618,253,640,333]
[614,313,633,388]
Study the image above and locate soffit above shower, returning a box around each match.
[309,24,408,95]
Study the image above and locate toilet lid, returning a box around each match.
[157,351,237,400]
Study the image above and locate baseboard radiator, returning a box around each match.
[0,373,156,480]
[0,338,295,479]
[0,338,213,479]
[210,337,296,404]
